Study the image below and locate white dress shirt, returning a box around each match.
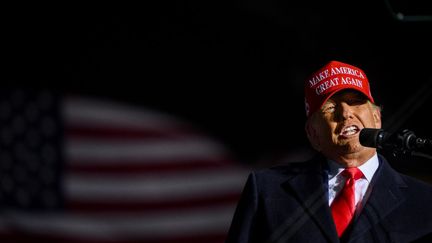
[327,154,379,210]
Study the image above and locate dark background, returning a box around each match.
[4,1,432,171]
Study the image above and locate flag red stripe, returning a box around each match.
[66,126,200,139]
[66,159,238,174]
[66,192,241,213]
[0,232,228,243]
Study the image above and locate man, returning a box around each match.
[225,61,432,243]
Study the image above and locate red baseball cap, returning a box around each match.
[304,60,375,117]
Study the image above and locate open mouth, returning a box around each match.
[340,125,360,137]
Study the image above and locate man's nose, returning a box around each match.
[338,102,354,120]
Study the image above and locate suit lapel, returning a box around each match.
[348,155,407,241]
[281,158,339,243]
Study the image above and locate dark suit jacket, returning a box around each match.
[225,154,432,243]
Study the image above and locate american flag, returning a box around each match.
[0,89,250,243]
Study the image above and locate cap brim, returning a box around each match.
[317,86,375,113]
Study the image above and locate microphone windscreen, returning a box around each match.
[359,128,383,148]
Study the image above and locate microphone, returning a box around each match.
[359,128,432,155]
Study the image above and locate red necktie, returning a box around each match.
[331,167,364,237]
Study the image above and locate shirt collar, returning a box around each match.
[327,153,379,182]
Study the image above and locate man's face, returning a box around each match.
[306,90,381,166]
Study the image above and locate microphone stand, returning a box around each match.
[412,152,432,160]
[383,130,432,160]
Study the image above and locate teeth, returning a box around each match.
[342,125,358,136]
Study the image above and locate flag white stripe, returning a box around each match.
[65,169,248,200]
[66,139,226,162]
[0,205,234,238]
[63,97,187,130]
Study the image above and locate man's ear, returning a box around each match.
[305,119,321,151]
[372,106,382,128]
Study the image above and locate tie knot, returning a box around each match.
[342,167,363,180]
